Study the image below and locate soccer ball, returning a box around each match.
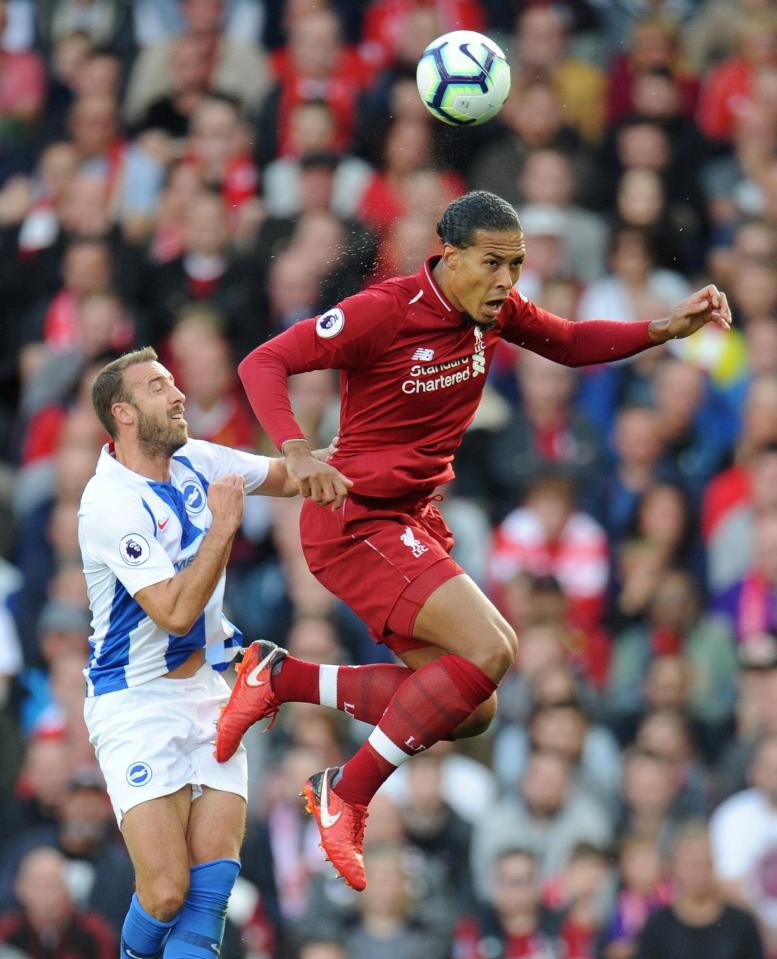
[416,30,511,127]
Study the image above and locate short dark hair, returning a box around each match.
[91,347,158,438]
[436,191,521,249]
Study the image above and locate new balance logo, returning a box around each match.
[412,347,435,361]
[401,526,429,558]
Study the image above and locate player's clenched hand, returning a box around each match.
[285,445,353,511]
[648,284,732,344]
[207,474,245,531]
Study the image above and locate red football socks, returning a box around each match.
[333,654,496,807]
[270,655,412,725]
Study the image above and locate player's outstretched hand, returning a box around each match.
[285,443,353,511]
[208,474,246,531]
[649,284,732,344]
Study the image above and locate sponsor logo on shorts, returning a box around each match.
[182,479,206,514]
[126,762,152,787]
[400,526,429,558]
[120,533,150,566]
[316,308,344,339]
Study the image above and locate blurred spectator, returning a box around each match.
[696,11,777,144]
[714,512,777,645]
[492,698,622,811]
[603,405,672,542]
[648,358,734,498]
[399,749,474,911]
[545,841,613,958]
[136,32,213,139]
[641,823,765,958]
[68,94,165,239]
[261,7,372,161]
[0,766,134,932]
[0,0,46,145]
[487,351,606,517]
[0,846,115,958]
[168,306,260,447]
[601,833,671,959]
[517,148,607,283]
[489,473,609,634]
[357,116,464,237]
[469,78,585,200]
[185,94,260,238]
[262,101,373,219]
[608,569,737,735]
[358,0,484,73]
[578,226,690,326]
[704,438,777,596]
[634,708,709,816]
[616,749,683,850]
[686,0,775,71]
[124,0,270,124]
[470,750,613,895]
[606,16,698,127]
[137,189,255,353]
[510,6,606,145]
[454,848,559,959]
[35,0,137,60]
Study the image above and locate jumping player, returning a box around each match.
[78,347,348,959]
[216,191,731,891]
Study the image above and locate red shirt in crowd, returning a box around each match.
[239,256,653,500]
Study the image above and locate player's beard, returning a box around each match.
[136,407,187,458]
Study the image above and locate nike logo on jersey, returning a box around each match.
[245,647,277,687]
[319,771,342,828]
[158,517,170,530]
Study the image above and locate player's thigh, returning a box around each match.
[187,786,246,865]
[410,573,517,680]
[121,786,192,898]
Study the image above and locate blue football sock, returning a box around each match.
[164,858,240,958]
[121,893,179,959]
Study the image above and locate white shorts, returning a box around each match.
[84,664,247,825]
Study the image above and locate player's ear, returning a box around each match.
[112,401,134,426]
[441,243,460,271]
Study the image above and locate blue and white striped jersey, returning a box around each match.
[78,439,270,697]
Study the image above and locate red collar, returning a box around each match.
[415,256,465,323]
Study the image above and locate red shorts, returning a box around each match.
[299,494,464,655]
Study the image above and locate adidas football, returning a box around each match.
[416,30,511,127]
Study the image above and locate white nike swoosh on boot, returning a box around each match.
[319,770,342,828]
[244,647,276,687]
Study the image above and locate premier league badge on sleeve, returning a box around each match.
[316,308,345,339]
[120,533,150,566]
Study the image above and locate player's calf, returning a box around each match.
[452,691,499,739]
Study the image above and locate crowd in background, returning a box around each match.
[1,0,777,956]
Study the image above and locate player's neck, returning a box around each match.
[113,439,172,482]
[430,257,464,313]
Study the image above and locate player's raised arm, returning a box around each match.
[238,291,396,508]
[502,285,732,368]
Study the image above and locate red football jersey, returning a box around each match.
[239,257,653,499]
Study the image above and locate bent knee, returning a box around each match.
[138,874,189,921]
[453,692,498,739]
[474,618,517,680]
